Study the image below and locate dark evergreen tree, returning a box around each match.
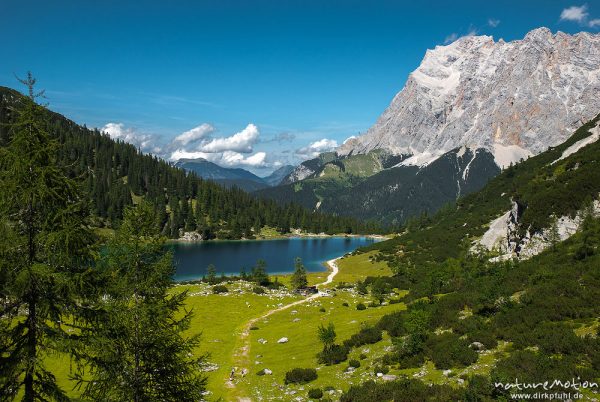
[0,73,95,401]
[251,259,270,286]
[290,257,308,290]
[74,202,205,401]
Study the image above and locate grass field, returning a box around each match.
[48,250,397,400]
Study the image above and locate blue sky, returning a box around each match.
[1,0,599,175]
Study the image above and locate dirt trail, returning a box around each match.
[226,257,341,399]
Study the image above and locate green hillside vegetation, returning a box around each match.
[368,112,600,267]
[0,85,381,239]
[256,146,499,226]
[335,114,600,400]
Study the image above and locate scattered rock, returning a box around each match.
[258,338,267,344]
[292,318,300,322]
[264,368,272,375]
[470,341,485,351]
[382,374,397,381]
[443,369,452,376]
[277,337,289,344]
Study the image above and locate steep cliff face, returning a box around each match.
[338,28,600,168]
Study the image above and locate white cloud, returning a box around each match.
[221,151,267,167]
[199,123,259,153]
[560,5,588,22]
[488,18,500,28]
[296,138,339,159]
[589,18,600,27]
[169,149,267,167]
[169,149,213,161]
[102,122,161,154]
[173,123,214,145]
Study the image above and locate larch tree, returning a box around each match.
[74,202,206,401]
[0,72,96,401]
[290,257,308,290]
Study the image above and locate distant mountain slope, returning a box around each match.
[262,165,294,186]
[255,147,499,225]
[174,158,269,191]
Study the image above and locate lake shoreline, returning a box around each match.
[168,232,390,244]
[172,236,384,283]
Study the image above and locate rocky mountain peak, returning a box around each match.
[338,27,600,168]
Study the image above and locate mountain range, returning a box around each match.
[256,28,600,225]
[175,158,294,192]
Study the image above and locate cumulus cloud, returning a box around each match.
[102,122,161,154]
[560,5,600,28]
[199,123,259,153]
[172,123,214,145]
[560,5,588,22]
[296,138,339,159]
[169,149,267,167]
[487,18,500,28]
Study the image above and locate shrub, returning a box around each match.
[319,307,326,312]
[342,302,349,307]
[348,359,361,368]
[250,326,259,330]
[373,365,389,375]
[252,286,266,294]
[343,326,382,349]
[425,333,478,369]
[308,388,323,399]
[359,353,367,360]
[284,368,318,384]
[212,285,229,294]
[356,303,366,311]
[317,344,349,365]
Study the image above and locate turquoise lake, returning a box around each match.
[171,236,378,281]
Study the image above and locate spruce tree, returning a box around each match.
[0,73,96,401]
[74,202,205,401]
[290,257,308,290]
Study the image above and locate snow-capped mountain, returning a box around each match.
[338,27,600,168]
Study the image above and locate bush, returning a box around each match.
[356,303,366,311]
[373,365,389,375]
[252,286,266,294]
[342,302,349,307]
[308,388,323,399]
[348,359,361,368]
[284,368,318,384]
[317,344,349,365]
[319,307,326,312]
[250,326,259,330]
[212,285,229,294]
[425,333,478,369]
[359,353,367,360]
[343,326,382,349]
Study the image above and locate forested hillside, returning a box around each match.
[336,114,600,400]
[0,86,381,239]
